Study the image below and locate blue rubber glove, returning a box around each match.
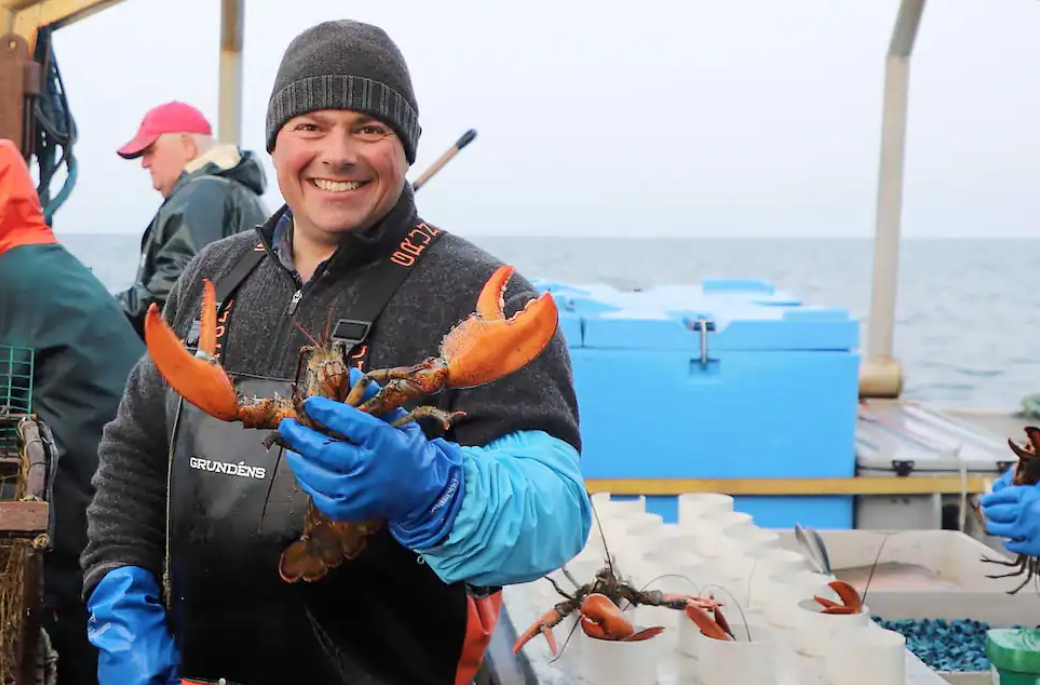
[980,485,1040,557]
[278,368,466,549]
[992,466,1015,493]
[86,566,181,685]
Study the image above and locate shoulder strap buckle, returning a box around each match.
[331,319,372,347]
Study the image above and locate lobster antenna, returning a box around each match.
[545,575,577,601]
[324,295,342,344]
[561,566,581,590]
[744,556,760,611]
[290,317,319,347]
[861,531,893,608]
[637,573,702,594]
[588,491,618,579]
[549,618,584,665]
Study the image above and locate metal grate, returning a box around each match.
[0,346,34,463]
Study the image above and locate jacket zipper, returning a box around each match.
[288,288,303,316]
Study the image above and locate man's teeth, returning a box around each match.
[312,179,364,192]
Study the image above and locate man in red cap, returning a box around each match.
[113,101,269,337]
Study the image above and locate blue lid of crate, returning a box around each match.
[532,278,858,352]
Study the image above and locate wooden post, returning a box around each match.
[0,33,40,158]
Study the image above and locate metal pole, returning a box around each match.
[860,0,926,399]
[218,0,243,146]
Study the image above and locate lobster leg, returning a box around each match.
[628,588,724,613]
[991,556,1040,595]
[389,405,467,430]
[982,553,1027,570]
[340,362,466,430]
[983,554,1028,577]
[343,360,445,407]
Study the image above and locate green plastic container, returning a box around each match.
[987,629,1040,684]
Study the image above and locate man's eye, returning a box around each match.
[357,126,390,139]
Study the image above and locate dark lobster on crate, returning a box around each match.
[0,345,57,685]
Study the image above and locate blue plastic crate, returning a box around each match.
[533,278,861,529]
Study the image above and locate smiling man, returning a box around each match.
[81,19,591,685]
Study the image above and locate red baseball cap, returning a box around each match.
[117,101,213,159]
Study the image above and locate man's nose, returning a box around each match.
[319,129,361,170]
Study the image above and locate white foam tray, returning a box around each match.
[497,496,963,684]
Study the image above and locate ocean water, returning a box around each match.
[60,233,1040,413]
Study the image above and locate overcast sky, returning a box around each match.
[36,0,1040,237]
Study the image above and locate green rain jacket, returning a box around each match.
[0,138,144,628]
[116,145,270,336]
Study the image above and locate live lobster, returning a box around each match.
[513,497,728,655]
[979,426,1040,594]
[513,562,727,654]
[143,264,559,583]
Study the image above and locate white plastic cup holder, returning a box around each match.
[698,624,777,685]
[825,626,907,685]
[761,570,838,625]
[731,526,784,558]
[678,493,734,526]
[639,550,706,590]
[691,511,754,557]
[754,547,811,573]
[625,512,666,542]
[574,629,662,685]
[794,597,870,657]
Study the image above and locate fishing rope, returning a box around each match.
[29,27,78,227]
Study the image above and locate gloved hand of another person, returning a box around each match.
[991,465,1015,493]
[87,566,181,685]
[278,368,465,548]
[980,485,1040,557]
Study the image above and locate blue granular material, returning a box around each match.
[871,616,1040,672]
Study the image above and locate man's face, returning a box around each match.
[271,109,408,242]
[140,134,196,198]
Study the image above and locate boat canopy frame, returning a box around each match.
[2,0,928,399]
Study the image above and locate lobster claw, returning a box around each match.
[513,608,563,655]
[579,593,665,643]
[684,603,733,641]
[813,580,864,615]
[144,279,240,421]
[1009,427,1040,461]
[441,265,559,389]
[579,593,635,641]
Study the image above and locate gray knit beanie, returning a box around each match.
[266,20,421,164]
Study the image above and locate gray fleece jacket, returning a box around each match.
[80,188,584,599]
